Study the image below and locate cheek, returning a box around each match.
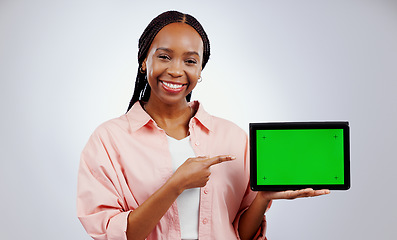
[146,61,163,81]
[186,69,201,91]
[187,67,201,80]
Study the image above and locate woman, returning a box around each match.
[77,11,329,240]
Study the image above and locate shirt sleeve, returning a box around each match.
[77,129,132,240]
[232,133,271,240]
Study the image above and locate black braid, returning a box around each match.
[126,10,211,112]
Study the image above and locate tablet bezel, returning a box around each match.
[250,122,350,191]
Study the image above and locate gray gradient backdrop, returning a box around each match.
[1,0,396,239]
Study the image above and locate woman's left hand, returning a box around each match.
[257,188,330,201]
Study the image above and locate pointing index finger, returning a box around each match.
[205,155,236,167]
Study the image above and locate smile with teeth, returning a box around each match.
[161,81,187,92]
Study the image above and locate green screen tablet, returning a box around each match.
[250,122,350,191]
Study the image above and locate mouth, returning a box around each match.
[160,81,187,93]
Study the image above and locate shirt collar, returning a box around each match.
[126,100,213,133]
[189,101,212,132]
[126,101,155,132]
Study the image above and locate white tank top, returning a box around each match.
[167,135,200,240]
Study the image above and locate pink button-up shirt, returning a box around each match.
[77,101,267,240]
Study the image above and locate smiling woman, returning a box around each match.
[127,11,210,112]
[143,23,202,110]
[141,22,204,140]
[76,10,329,240]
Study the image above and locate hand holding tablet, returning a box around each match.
[257,188,331,202]
[250,122,350,191]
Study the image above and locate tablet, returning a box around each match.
[250,122,350,191]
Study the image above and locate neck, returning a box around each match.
[145,97,190,118]
[144,98,193,140]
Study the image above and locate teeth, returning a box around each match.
[162,81,183,89]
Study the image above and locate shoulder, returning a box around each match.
[210,116,248,151]
[211,115,246,136]
[89,114,130,142]
[81,115,130,164]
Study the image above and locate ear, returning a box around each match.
[142,60,147,71]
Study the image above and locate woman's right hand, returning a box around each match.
[126,155,234,240]
[171,155,236,192]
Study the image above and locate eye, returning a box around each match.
[158,54,170,61]
[185,59,198,65]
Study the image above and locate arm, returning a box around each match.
[77,127,234,240]
[126,173,181,240]
[78,151,180,240]
[237,189,330,240]
[237,194,271,240]
[126,155,235,240]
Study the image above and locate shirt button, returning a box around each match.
[203,189,208,194]
[202,218,208,224]
[195,141,200,146]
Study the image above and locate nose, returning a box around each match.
[167,60,184,78]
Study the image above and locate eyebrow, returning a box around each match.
[155,47,201,57]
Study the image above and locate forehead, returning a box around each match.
[150,22,204,54]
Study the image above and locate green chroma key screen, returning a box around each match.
[250,122,350,191]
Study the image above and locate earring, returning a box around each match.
[139,67,146,74]
[198,76,202,83]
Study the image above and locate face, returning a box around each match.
[142,22,204,106]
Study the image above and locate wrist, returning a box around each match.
[256,191,273,204]
[166,174,185,195]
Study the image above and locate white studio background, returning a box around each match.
[0,0,396,239]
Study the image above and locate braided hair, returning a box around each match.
[126,10,211,112]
